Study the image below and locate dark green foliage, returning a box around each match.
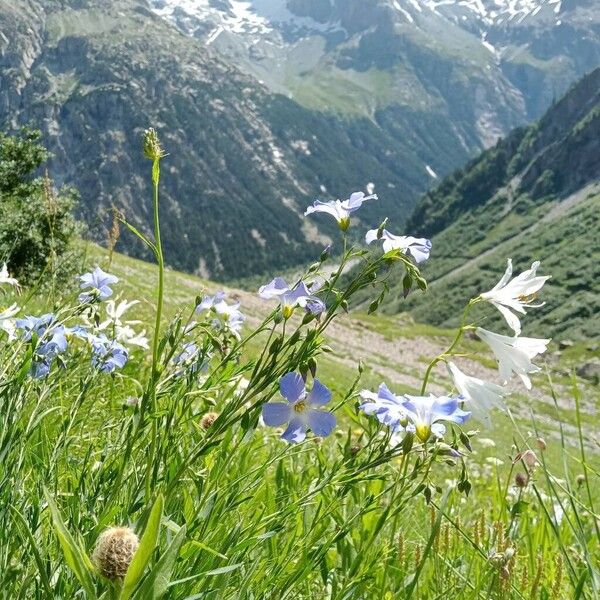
[0,128,82,285]
[385,68,600,340]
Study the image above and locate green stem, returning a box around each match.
[420,297,479,394]
[151,158,164,386]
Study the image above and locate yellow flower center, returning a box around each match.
[282,305,295,319]
[338,217,350,232]
[293,400,307,413]
[415,423,431,443]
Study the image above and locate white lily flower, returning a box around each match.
[476,327,550,389]
[0,303,19,340]
[480,259,549,335]
[447,361,508,427]
[97,298,149,349]
[0,263,19,288]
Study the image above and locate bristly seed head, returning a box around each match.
[143,127,165,161]
[200,411,219,430]
[92,527,139,580]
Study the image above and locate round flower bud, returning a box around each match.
[576,474,586,487]
[536,437,546,451]
[200,411,219,430]
[515,472,528,488]
[92,527,139,580]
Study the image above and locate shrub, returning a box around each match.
[0,128,82,287]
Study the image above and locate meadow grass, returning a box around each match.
[0,141,598,599]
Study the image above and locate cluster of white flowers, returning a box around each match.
[448,260,551,426]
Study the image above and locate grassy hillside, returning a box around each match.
[384,68,600,340]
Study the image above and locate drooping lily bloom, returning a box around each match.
[0,263,19,287]
[90,334,129,373]
[262,372,336,443]
[480,259,549,335]
[79,267,119,303]
[447,361,508,427]
[258,277,325,319]
[304,191,377,231]
[402,394,471,443]
[359,383,409,431]
[196,292,246,339]
[0,303,19,340]
[476,327,550,389]
[365,228,432,264]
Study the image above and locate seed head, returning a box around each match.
[200,411,219,430]
[536,437,547,451]
[92,527,139,580]
[143,127,165,161]
[515,472,529,488]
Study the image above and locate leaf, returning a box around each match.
[201,563,243,576]
[11,507,53,597]
[134,524,186,599]
[120,494,164,600]
[43,488,96,598]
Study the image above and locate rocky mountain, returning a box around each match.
[1,0,597,282]
[0,0,490,280]
[150,0,599,138]
[383,67,600,339]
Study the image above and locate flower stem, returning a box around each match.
[151,158,164,386]
[420,298,480,394]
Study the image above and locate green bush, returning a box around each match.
[0,128,82,286]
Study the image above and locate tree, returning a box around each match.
[0,128,82,285]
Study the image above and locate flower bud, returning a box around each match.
[536,437,546,451]
[576,474,586,487]
[92,527,139,580]
[200,411,219,430]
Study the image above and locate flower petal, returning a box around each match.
[308,378,332,405]
[281,418,307,443]
[279,372,305,403]
[308,410,336,437]
[262,402,292,427]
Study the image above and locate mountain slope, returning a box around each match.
[150,0,600,136]
[385,68,600,339]
[0,0,487,280]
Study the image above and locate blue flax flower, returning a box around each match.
[90,334,128,373]
[359,383,471,442]
[17,315,68,379]
[79,267,119,303]
[196,292,246,339]
[359,383,408,431]
[258,277,325,319]
[262,372,336,443]
[402,394,471,442]
[305,191,377,231]
[16,313,56,341]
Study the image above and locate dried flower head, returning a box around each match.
[536,437,547,451]
[200,411,219,430]
[515,472,529,488]
[576,474,586,487]
[92,527,139,580]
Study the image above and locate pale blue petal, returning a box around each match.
[279,372,305,403]
[281,418,307,443]
[308,379,331,405]
[308,410,336,437]
[262,402,292,427]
